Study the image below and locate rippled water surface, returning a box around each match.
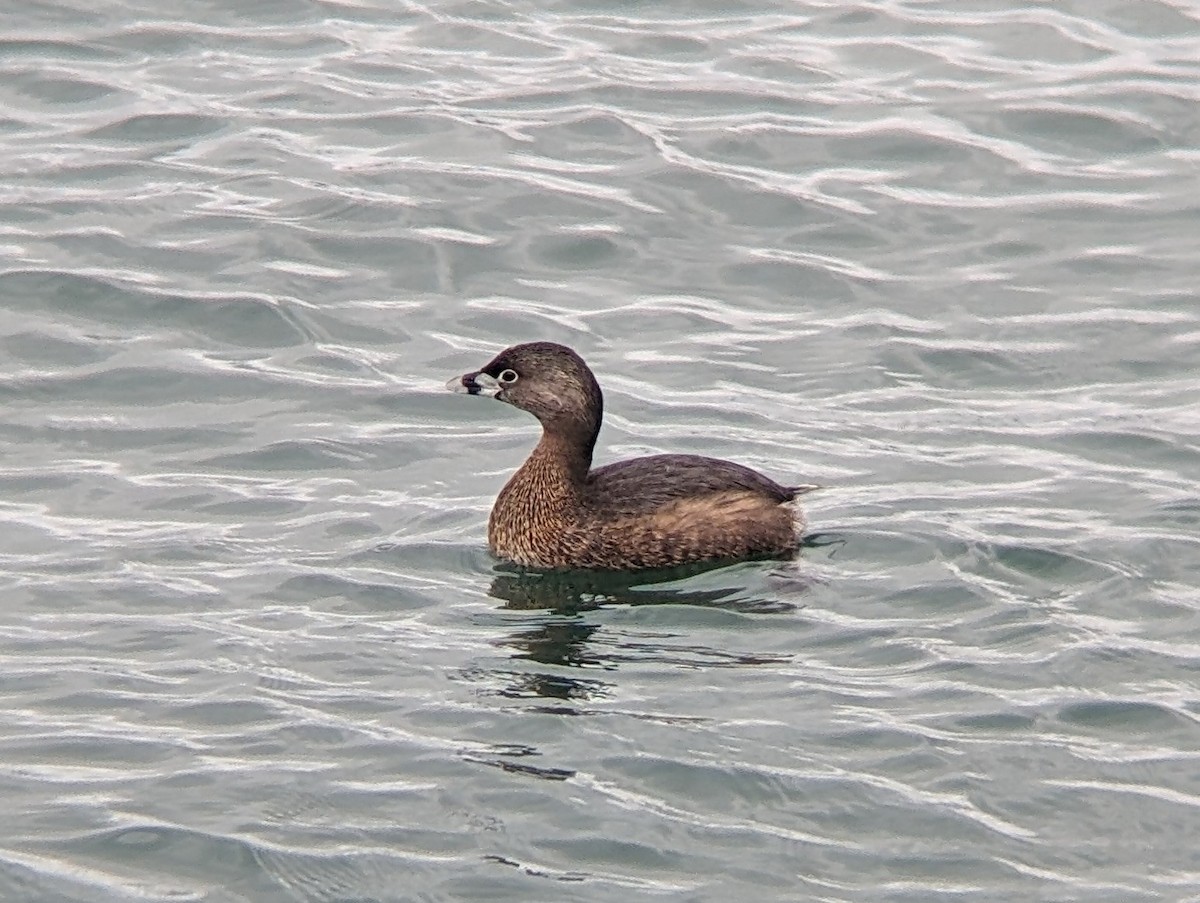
[3,1,1200,900]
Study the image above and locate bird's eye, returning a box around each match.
[498,369,519,385]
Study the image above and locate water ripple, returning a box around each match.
[3,0,1200,900]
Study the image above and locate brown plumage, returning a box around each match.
[447,341,815,570]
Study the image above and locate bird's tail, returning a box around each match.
[787,483,822,499]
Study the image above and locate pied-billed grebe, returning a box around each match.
[447,341,816,570]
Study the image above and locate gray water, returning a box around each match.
[2,1,1200,900]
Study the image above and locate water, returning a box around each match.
[2,1,1199,900]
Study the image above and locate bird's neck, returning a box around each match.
[521,428,592,495]
[488,429,591,563]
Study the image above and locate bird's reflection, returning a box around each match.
[493,618,610,703]
[487,558,799,614]
[480,556,820,704]
[486,532,838,615]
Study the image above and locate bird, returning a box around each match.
[447,341,815,570]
